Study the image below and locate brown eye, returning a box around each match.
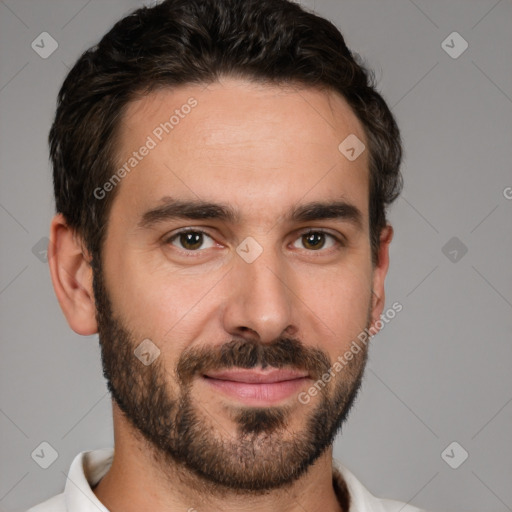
[168,230,215,251]
[292,231,338,251]
[302,232,325,250]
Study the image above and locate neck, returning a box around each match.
[93,402,346,512]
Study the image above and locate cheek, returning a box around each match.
[106,251,225,340]
[295,264,372,352]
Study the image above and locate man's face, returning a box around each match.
[94,78,383,491]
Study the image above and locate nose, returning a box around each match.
[222,248,298,344]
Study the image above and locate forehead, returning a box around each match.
[112,78,370,223]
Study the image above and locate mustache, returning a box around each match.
[176,337,332,385]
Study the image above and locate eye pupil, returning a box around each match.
[180,232,203,250]
[303,232,325,250]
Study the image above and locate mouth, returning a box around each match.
[202,368,310,405]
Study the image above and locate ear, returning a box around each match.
[369,224,393,334]
[48,213,98,335]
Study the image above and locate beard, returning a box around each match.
[93,264,369,494]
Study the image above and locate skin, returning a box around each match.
[49,77,393,512]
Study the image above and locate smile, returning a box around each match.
[202,368,310,405]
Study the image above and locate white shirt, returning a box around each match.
[26,448,428,512]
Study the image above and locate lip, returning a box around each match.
[204,368,309,383]
[202,368,310,404]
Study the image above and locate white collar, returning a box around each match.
[59,448,425,512]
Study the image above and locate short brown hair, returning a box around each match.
[50,0,402,266]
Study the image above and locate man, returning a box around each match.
[28,0,425,510]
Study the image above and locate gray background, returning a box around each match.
[1,1,511,511]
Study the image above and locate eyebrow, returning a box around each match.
[291,201,363,230]
[138,196,238,228]
[138,196,364,231]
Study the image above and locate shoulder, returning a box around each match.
[25,448,113,512]
[25,492,66,512]
[333,458,431,512]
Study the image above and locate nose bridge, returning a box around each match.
[223,244,295,342]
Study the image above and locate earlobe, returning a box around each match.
[48,214,98,336]
[369,224,393,334]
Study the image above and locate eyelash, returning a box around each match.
[163,227,345,254]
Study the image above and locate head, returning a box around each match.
[49,0,402,494]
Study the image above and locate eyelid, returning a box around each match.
[163,227,217,252]
[294,228,346,247]
[162,227,346,254]
[164,226,211,237]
